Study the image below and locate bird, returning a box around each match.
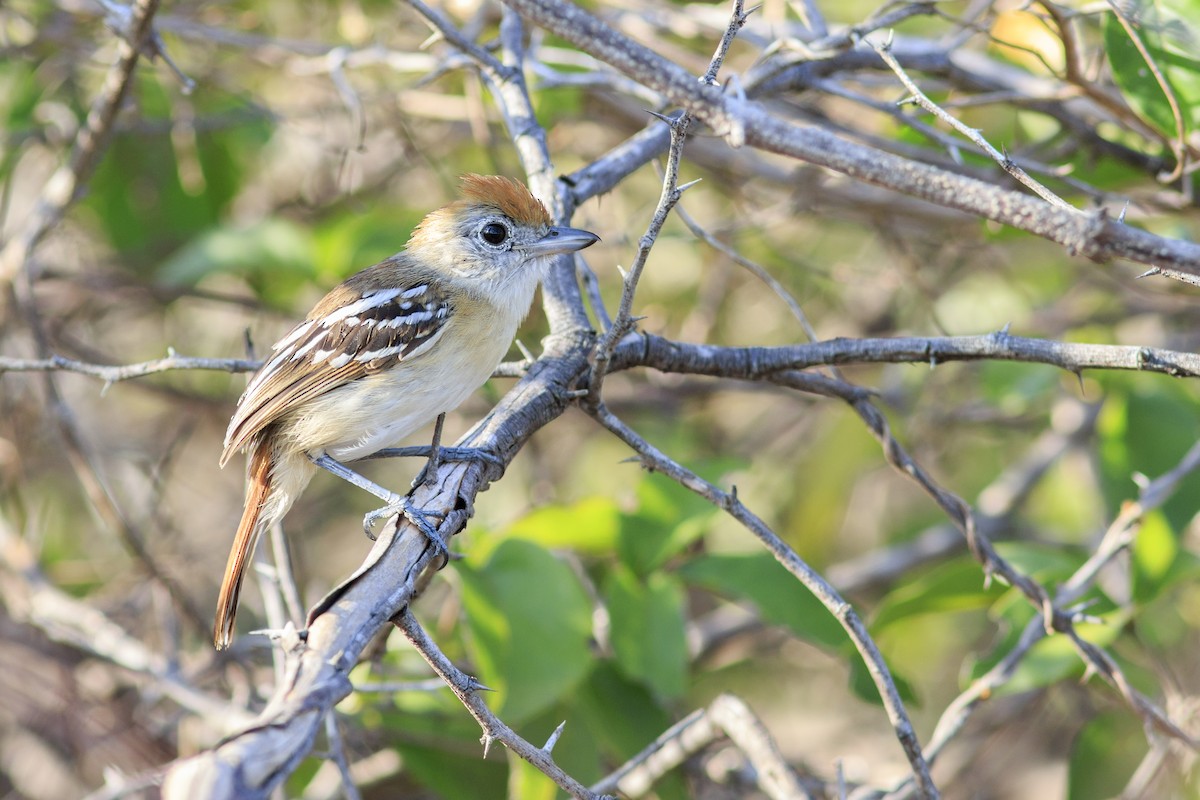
[214,174,599,649]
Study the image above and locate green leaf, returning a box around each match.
[395,742,507,800]
[872,558,1006,631]
[1131,509,1178,603]
[457,539,594,723]
[312,205,426,281]
[848,654,918,706]
[159,218,316,304]
[999,612,1128,695]
[678,553,847,650]
[572,662,674,757]
[508,755,559,800]
[82,77,269,270]
[484,496,622,561]
[1104,0,1200,138]
[1096,381,1200,530]
[604,566,688,699]
[571,663,689,800]
[617,473,716,575]
[1067,711,1147,800]
[992,541,1085,584]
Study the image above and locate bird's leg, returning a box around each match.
[412,413,446,489]
[309,454,446,559]
[408,413,504,487]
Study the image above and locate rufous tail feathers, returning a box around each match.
[214,442,273,650]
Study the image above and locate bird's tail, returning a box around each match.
[214,442,274,650]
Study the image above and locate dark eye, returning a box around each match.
[481,223,508,245]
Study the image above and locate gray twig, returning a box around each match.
[868,34,1075,212]
[591,694,811,799]
[395,610,610,800]
[585,403,938,798]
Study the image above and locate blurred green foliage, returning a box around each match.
[4,0,1200,797]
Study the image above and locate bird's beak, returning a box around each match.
[525,225,601,257]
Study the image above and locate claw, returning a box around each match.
[362,496,450,566]
[362,503,398,539]
[412,446,503,487]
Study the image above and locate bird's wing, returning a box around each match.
[221,282,452,464]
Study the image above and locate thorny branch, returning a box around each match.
[394,611,611,800]
[869,34,1075,212]
[7,0,1200,797]
[504,0,1200,277]
[888,435,1200,797]
[591,693,813,800]
[584,401,938,798]
[587,114,694,405]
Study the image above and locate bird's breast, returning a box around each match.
[277,304,524,462]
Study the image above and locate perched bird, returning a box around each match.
[215,175,599,649]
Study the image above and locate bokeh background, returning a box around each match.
[1,0,1199,797]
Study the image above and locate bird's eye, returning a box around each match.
[481,223,508,246]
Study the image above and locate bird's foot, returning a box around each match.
[363,496,449,565]
[412,446,504,487]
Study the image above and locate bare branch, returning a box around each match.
[584,403,938,798]
[395,611,610,800]
[592,694,814,799]
[588,116,692,404]
[0,353,260,382]
[868,35,1075,212]
[501,0,1200,275]
[612,331,1200,380]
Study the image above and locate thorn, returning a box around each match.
[677,178,703,193]
[543,721,566,753]
[619,456,641,464]
[1131,471,1149,490]
[250,621,306,652]
[1075,370,1085,396]
[883,29,896,49]
[725,73,747,103]
[1118,202,1130,223]
[418,30,443,50]
[745,3,764,18]
[1135,267,1160,279]
[466,676,494,692]
[617,265,629,280]
[514,338,535,362]
[480,733,494,759]
[646,109,675,124]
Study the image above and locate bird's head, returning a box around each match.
[407,175,599,297]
